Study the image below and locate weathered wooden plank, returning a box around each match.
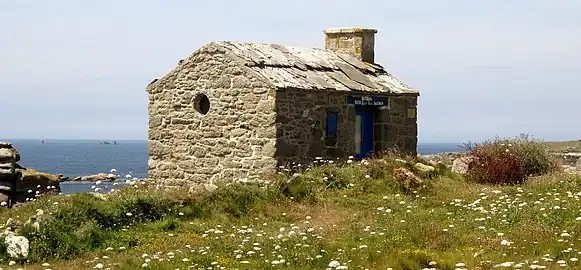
[367,76,392,92]
[335,62,378,89]
[376,74,416,93]
[336,53,368,71]
[365,62,386,73]
[273,68,303,88]
[362,62,378,74]
[309,50,335,70]
[286,46,322,70]
[216,41,418,94]
[326,71,363,91]
[269,44,307,70]
[286,67,309,79]
[268,67,314,89]
[305,70,336,90]
[253,67,282,87]
[253,44,287,66]
[225,42,265,67]
[285,68,317,89]
[282,47,310,71]
[315,72,350,91]
[245,44,271,66]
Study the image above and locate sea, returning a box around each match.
[3,139,465,194]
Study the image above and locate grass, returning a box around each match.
[0,154,580,269]
[543,140,581,153]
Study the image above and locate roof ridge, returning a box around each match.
[213,41,417,94]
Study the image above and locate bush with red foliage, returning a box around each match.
[464,134,557,185]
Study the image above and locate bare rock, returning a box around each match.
[23,209,48,232]
[0,149,17,164]
[5,218,23,232]
[15,168,61,194]
[0,162,15,175]
[24,218,41,232]
[414,162,435,173]
[562,165,580,175]
[203,183,218,193]
[393,167,423,189]
[87,192,107,200]
[576,158,581,172]
[0,142,12,147]
[80,173,117,182]
[0,192,10,206]
[394,158,407,164]
[0,142,19,163]
[4,235,29,258]
[0,172,15,192]
[452,156,474,175]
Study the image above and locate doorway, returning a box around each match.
[354,106,374,159]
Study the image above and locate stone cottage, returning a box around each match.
[147,27,419,185]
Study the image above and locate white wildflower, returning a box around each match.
[329,260,341,268]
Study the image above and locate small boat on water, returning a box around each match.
[40,139,44,144]
[99,140,119,145]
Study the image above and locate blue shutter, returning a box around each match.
[326,112,338,138]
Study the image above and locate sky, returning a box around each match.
[1,0,580,143]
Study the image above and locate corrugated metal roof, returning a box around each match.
[216,41,418,94]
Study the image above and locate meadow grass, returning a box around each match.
[0,150,580,269]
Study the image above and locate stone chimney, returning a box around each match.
[324,27,378,63]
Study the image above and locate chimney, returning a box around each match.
[324,27,378,63]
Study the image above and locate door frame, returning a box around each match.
[354,105,375,159]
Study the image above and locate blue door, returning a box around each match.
[355,106,374,159]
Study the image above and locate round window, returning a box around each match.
[195,94,211,115]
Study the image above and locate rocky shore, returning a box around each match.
[0,142,62,207]
[64,173,119,182]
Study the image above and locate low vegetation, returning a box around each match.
[464,134,558,185]
[0,138,579,270]
[543,140,581,153]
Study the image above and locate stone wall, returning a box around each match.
[275,89,418,165]
[324,28,377,63]
[374,95,418,155]
[147,43,278,186]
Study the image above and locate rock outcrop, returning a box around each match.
[4,235,29,258]
[552,152,581,167]
[0,142,18,206]
[69,173,118,182]
[452,156,475,175]
[1,214,40,259]
[414,162,435,173]
[418,152,465,166]
[0,142,62,206]
[393,167,423,189]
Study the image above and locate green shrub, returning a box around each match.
[21,193,177,261]
[465,134,557,185]
[0,239,7,261]
[511,134,559,176]
[23,218,105,260]
[279,175,319,203]
[207,183,275,217]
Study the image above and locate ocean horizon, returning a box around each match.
[2,138,468,178]
[2,139,467,194]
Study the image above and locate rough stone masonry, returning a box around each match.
[147,27,419,187]
[147,44,278,187]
